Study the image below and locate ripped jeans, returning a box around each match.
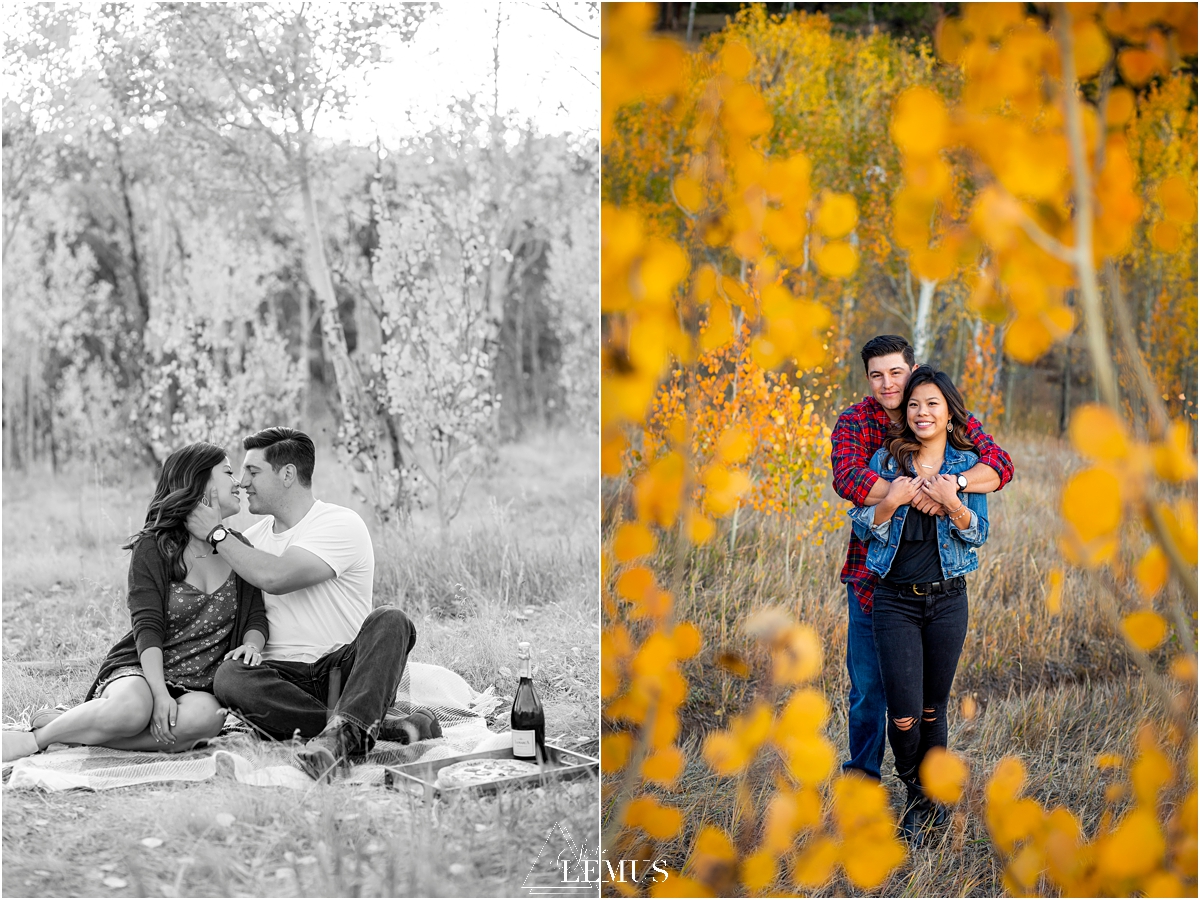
[871,580,969,788]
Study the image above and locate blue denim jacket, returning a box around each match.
[847,444,989,580]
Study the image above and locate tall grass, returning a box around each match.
[604,432,1193,896]
[3,430,599,898]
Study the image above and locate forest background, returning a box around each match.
[601,4,1196,898]
[2,4,600,897]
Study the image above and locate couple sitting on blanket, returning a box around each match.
[2,427,441,782]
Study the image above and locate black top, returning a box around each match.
[882,507,944,586]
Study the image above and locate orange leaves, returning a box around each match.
[1122,609,1168,651]
[890,87,949,158]
[613,522,657,563]
[1061,466,1121,543]
[601,4,685,146]
[1157,175,1197,225]
[624,795,684,840]
[813,191,858,240]
[1071,17,1113,79]
[770,624,824,686]
[812,241,858,280]
[1069,403,1129,462]
[921,747,970,805]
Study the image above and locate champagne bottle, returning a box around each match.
[511,641,546,763]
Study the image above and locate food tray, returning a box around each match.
[384,744,598,800]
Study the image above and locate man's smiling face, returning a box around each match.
[866,352,915,413]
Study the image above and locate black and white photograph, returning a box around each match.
[2,3,600,896]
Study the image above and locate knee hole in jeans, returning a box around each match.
[893,716,916,731]
[923,706,938,723]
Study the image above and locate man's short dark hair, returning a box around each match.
[243,427,315,487]
[860,335,915,372]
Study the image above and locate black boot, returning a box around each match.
[898,773,932,847]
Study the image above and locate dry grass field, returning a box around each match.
[604,432,1195,897]
[2,430,599,898]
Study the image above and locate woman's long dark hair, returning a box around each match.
[123,442,227,581]
[884,367,975,476]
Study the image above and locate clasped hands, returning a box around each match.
[886,474,962,515]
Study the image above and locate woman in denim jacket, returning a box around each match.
[847,367,989,845]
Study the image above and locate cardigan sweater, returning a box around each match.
[85,531,269,701]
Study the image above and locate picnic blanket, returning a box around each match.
[3,662,508,792]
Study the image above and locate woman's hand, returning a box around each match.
[150,691,178,745]
[921,473,962,508]
[225,643,263,667]
[886,476,921,507]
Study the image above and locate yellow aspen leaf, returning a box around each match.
[831,774,890,830]
[642,745,685,787]
[1131,732,1173,806]
[783,734,836,784]
[616,565,655,603]
[814,191,858,239]
[1006,843,1045,893]
[1096,809,1165,880]
[703,464,752,517]
[673,175,704,215]
[840,832,907,889]
[920,747,969,805]
[632,633,676,683]
[1004,313,1056,363]
[1061,467,1121,542]
[1094,752,1124,769]
[1151,220,1182,252]
[935,16,967,63]
[990,797,1044,853]
[1072,17,1112,78]
[640,800,684,840]
[1143,873,1187,898]
[720,40,754,79]
[1068,403,1128,461]
[693,825,736,864]
[1135,545,1169,598]
[1105,86,1135,127]
[633,452,685,528]
[1045,568,1064,614]
[622,794,655,827]
[602,732,633,771]
[961,695,979,720]
[637,238,689,306]
[961,2,1024,40]
[813,240,858,279]
[721,82,773,137]
[762,791,800,853]
[792,835,839,889]
[650,708,680,749]
[1157,500,1198,565]
[776,687,829,735]
[1158,174,1197,224]
[738,703,775,749]
[601,429,626,477]
[771,624,823,684]
[650,872,711,898]
[685,510,716,546]
[1117,47,1163,85]
[700,296,735,353]
[987,756,1028,808]
[1122,609,1168,651]
[1152,421,1198,481]
[671,622,702,659]
[719,275,755,315]
[703,731,752,777]
[891,86,949,157]
[1169,654,1198,682]
[613,522,657,563]
[716,424,753,464]
[739,850,776,892]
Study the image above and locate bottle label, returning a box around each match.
[513,729,536,757]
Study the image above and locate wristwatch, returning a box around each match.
[956,474,968,491]
[207,524,229,552]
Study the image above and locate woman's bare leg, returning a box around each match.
[33,677,154,750]
[103,691,226,752]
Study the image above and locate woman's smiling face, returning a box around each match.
[907,382,949,441]
[205,457,241,518]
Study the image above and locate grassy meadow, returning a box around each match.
[2,430,599,898]
[604,432,1196,897]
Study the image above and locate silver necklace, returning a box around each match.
[189,543,212,560]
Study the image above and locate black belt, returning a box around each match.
[890,576,966,596]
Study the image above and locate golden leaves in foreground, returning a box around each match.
[921,747,970,805]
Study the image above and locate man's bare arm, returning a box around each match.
[863,477,890,505]
[210,536,334,595]
[962,462,1000,493]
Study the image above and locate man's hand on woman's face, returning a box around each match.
[186,495,222,542]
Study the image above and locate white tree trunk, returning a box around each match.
[913,278,938,362]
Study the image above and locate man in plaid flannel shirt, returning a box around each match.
[832,335,1013,779]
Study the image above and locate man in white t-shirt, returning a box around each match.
[186,427,439,781]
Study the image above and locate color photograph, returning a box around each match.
[601,3,1196,897]
[2,3,599,897]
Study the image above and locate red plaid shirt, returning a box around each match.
[832,395,1014,612]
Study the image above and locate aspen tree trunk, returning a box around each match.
[913,278,938,361]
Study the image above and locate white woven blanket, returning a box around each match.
[3,662,510,792]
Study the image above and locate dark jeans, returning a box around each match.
[844,585,887,778]
[871,581,968,787]
[213,607,416,749]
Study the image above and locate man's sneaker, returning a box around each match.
[377,708,442,745]
[296,723,353,782]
